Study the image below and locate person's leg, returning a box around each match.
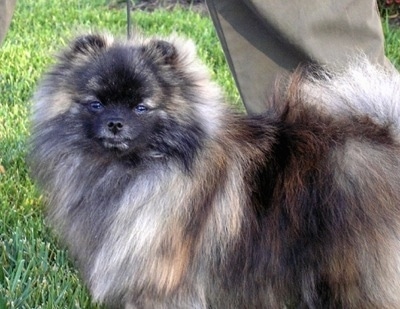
[206,0,389,114]
[0,0,17,45]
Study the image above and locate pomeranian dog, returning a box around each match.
[29,33,400,309]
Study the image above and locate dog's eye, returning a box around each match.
[134,104,148,114]
[88,101,104,112]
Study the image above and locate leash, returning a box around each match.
[127,0,132,39]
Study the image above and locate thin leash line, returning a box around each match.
[127,0,132,39]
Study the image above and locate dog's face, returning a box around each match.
[72,43,162,154]
[33,34,218,164]
[68,36,181,156]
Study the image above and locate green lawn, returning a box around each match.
[1,1,400,308]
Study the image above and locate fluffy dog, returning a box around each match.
[30,33,400,308]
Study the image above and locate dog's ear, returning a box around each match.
[65,34,113,61]
[144,39,177,65]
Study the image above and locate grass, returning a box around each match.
[1,1,400,308]
[383,15,400,67]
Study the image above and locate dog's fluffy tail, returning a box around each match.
[295,58,400,136]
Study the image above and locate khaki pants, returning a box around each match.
[206,0,389,114]
[0,0,16,45]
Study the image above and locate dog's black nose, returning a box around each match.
[107,119,124,134]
